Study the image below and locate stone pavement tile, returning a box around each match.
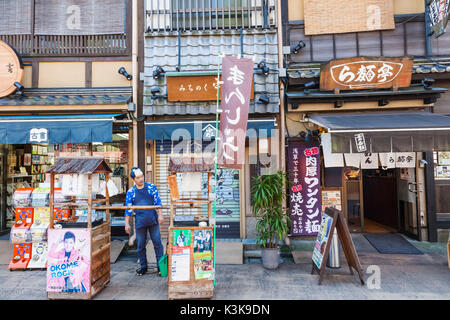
[0,241,13,265]
[1,256,449,300]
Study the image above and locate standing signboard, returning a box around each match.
[288,143,322,236]
[311,207,365,285]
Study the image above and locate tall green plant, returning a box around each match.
[250,171,291,248]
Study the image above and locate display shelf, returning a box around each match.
[46,156,112,300]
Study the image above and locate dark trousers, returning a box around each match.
[136,223,164,270]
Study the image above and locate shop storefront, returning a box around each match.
[0,39,133,234]
[0,114,132,232]
[144,118,277,239]
[285,56,449,242]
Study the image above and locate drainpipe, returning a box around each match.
[276,0,288,245]
[424,0,433,58]
[132,0,138,168]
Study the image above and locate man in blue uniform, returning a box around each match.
[124,167,164,276]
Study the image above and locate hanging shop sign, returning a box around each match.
[429,0,450,38]
[320,57,413,91]
[288,143,322,236]
[166,74,254,102]
[29,128,49,143]
[0,40,24,98]
[218,56,254,169]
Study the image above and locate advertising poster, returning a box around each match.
[288,143,322,236]
[47,229,91,293]
[321,190,342,212]
[171,229,191,281]
[193,229,213,280]
[312,213,333,270]
[438,152,450,165]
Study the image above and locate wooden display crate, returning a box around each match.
[168,226,214,300]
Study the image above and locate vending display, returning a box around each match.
[8,187,72,270]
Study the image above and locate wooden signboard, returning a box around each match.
[320,57,413,91]
[167,74,254,102]
[304,0,395,36]
[311,207,364,285]
[168,226,215,300]
[0,40,24,98]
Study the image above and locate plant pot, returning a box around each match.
[261,247,280,270]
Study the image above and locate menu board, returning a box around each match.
[321,189,342,212]
[312,212,334,270]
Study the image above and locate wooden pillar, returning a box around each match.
[88,173,92,229]
[49,173,55,228]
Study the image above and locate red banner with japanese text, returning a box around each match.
[288,143,322,236]
[218,56,254,169]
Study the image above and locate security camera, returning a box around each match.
[118,67,132,80]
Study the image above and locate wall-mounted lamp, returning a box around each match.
[13,82,24,96]
[150,87,167,100]
[153,66,165,80]
[118,67,132,80]
[334,101,343,108]
[256,60,270,76]
[303,81,317,95]
[421,78,435,90]
[292,40,306,54]
[258,95,270,104]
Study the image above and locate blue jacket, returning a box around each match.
[124,182,162,216]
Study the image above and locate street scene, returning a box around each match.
[0,0,449,306]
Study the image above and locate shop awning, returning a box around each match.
[309,112,450,153]
[0,114,124,144]
[145,118,276,140]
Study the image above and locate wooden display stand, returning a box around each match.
[167,156,215,300]
[46,157,112,300]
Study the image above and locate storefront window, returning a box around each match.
[1,134,129,232]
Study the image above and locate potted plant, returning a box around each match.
[250,171,291,269]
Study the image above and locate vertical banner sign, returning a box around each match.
[288,143,322,236]
[218,56,254,169]
[429,0,450,38]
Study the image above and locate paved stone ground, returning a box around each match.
[1,247,449,300]
[0,234,449,300]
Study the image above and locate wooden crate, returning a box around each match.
[167,226,214,300]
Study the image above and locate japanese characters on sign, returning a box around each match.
[354,133,367,153]
[166,75,254,102]
[0,40,24,98]
[29,128,49,143]
[320,57,413,91]
[218,56,254,169]
[288,143,322,236]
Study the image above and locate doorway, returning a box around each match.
[362,169,398,233]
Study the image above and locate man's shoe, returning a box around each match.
[136,267,147,276]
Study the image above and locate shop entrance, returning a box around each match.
[344,167,420,239]
[362,169,398,233]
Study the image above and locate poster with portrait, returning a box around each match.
[46,229,91,293]
[171,229,191,282]
[193,229,213,280]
